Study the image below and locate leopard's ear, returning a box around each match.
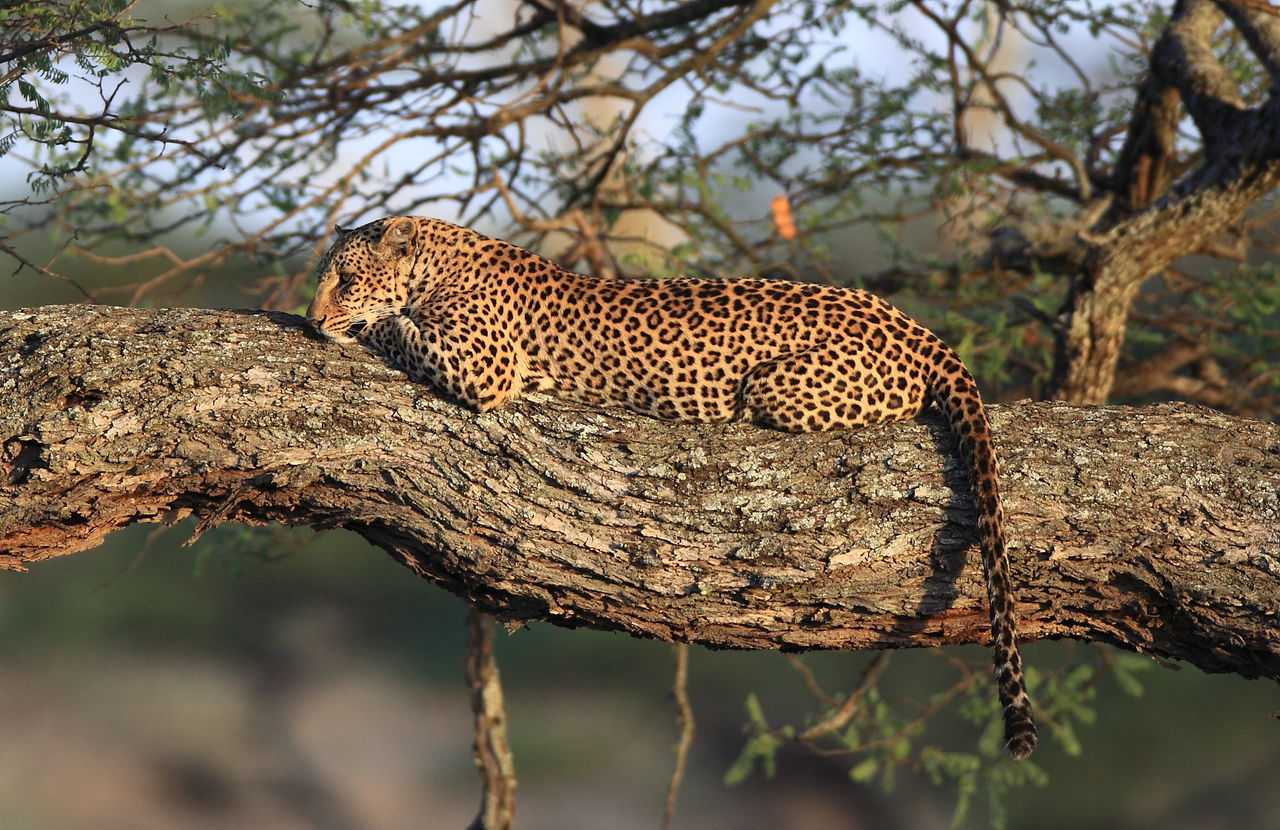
[374,216,417,260]
[334,224,350,236]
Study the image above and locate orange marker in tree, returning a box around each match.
[771,194,796,241]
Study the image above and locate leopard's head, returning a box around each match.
[306,216,419,342]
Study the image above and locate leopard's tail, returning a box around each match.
[928,354,1037,759]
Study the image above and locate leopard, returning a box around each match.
[306,215,1038,759]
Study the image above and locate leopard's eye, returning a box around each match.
[336,269,357,289]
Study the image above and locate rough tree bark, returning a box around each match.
[2,306,1278,684]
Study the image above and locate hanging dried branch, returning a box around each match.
[465,610,517,830]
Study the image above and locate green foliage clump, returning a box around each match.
[725,649,1154,827]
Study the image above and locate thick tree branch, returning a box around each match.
[1,307,1278,685]
[1216,0,1280,87]
[1049,0,1280,405]
[1154,0,1245,148]
[1051,146,1280,404]
[1111,75,1181,212]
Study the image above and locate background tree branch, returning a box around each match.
[3,306,1277,684]
[1047,0,1280,405]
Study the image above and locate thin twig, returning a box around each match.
[0,240,94,300]
[783,653,838,706]
[798,652,891,742]
[662,643,695,830]
[466,609,517,830]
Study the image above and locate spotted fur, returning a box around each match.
[307,215,1037,758]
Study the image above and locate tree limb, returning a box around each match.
[1217,0,1280,84]
[1050,0,1280,405]
[1154,0,1244,149]
[1,306,1278,684]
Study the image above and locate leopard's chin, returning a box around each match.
[311,321,360,344]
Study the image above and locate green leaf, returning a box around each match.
[744,692,769,730]
[724,732,784,785]
[848,757,879,783]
